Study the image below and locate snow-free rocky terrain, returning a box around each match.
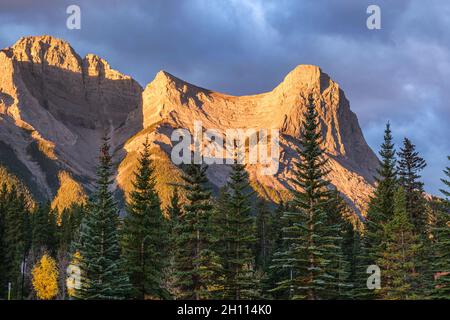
[0,36,379,214]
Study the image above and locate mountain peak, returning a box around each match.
[276,64,333,94]
[289,64,322,77]
[4,34,82,72]
[14,35,70,46]
[154,70,180,84]
[10,35,78,58]
[148,70,205,93]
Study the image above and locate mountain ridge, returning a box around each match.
[0,35,379,215]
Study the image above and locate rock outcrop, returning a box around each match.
[0,36,379,214]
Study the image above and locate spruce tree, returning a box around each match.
[121,139,168,299]
[440,156,450,198]
[431,156,450,299]
[0,184,6,297]
[366,122,397,241]
[271,95,346,300]
[75,137,131,300]
[174,164,217,299]
[324,190,354,299]
[255,200,273,271]
[168,187,182,229]
[344,222,363,298]
[167,187,183,262]
[2,185,31,299]
[357,122,398,297]
[164,187,183,298]
[213,163,257,299]
[265,202,290,299]
[377,187,420,299]
[31,203,50,252]
[31,203,58,255]
[397,137,427,236]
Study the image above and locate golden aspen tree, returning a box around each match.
[32,253,59,300]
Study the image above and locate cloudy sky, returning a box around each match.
[0,0,449,194]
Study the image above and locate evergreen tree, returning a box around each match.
[377,187,420,299]
[31,203,58,255]
[167,187,183,265]
[431,156,450,299]
[397,137,427,236]
[121,139,168,299]
[397,138,430,295]
[356,122,398,297]
[344,222,363,298]
[174,164,217,299]
[265,202,290,299]
[59,204,84,253]
[75,137,131,300]
[209,186,231,296]
[271,95,346,300]
[255,200,273,271]
[168,187,182,230]
[0,184,6,297]
[163,187,183,298]
[31,203,50,252]
[324,191,354,299]
[213,163,257,299]
[1,184,31,299]
[440,156,450,198]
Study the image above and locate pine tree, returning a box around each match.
[377,187,420,299]
[75,137,131,300]
[121,139,168,299]
[271,95,346,300]
[397,137,427,236]
[213,163,257,299]
[356,122,398,297]
[174,164,217,299]
[431,156,450,299]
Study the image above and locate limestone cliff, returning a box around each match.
[0,36,379,214]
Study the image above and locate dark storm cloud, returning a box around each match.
[0,0,448,194]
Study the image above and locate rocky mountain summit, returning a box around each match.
[0,35,379,214]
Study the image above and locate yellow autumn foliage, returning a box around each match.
[51,171,87,223]
[32,254,59,300]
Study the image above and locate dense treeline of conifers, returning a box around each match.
[0,96,448,300]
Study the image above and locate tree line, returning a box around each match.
[0,96,448,300]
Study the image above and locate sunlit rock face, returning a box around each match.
[0,36,378,215]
